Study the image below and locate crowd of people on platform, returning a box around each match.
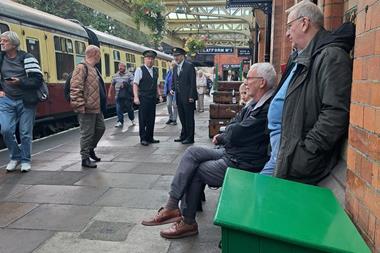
[0,0,354,245]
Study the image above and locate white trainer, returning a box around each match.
[6,160,19,172]
[114,122,123,128]
[21,163,31,173]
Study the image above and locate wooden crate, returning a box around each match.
[209,103,243,119]
[213,91,240,104]
[209,119,230,138]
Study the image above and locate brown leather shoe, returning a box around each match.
[141,207,181,226]
[160,219,198,239]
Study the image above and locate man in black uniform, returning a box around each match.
[133,50,163,146]
[170,47,197,144]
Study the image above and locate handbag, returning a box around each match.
[36,81,49,102]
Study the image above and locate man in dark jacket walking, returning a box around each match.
[271,1,354,184]
[141,63,275,239]
[171,47,198,144]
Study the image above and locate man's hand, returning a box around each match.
[0,91,5,97]
[170,90,174,95]
[5,77,20,85]
[188,98,194,103]
[212,134,220,145]
[134,96,140,105]
[159,95,163,103]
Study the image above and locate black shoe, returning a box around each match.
[165,119,172,125]
[141,140,149,146]
[182,139,194,144]
[171,121,177,125]
[82,158,97,168]
[174,138,184,142]
[89,149,101,162]
[150,139,160,144]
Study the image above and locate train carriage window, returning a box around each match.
[0,23,10,33]
[113,50,121,73]
[104,53,110,77]
[74,41,85,65]
[154,60,159,67]
[26,38,41,65]
[126,53,136,71]
[140,57,144,65]
[54,35,74,80]
[162,68,167,79]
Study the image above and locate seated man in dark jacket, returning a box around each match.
[141,62,276,239]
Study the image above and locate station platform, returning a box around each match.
[0,96,222,253]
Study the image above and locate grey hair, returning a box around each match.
[288,0,324,28]
[0,31,20,49]
[250,63,277,89]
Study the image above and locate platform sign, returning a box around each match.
[227,0,272,8]
[222,64,241,70]
[238,48,252,57]
[199,47,234,54]
[242,59,251,64]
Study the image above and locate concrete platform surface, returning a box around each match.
[0,96,222,253]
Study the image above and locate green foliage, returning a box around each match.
[185,36,207,56]
[16,0,154,47]
[130,0,166,46]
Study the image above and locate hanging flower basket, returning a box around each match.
[185,36,207,56]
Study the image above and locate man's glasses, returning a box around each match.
[286,16,304,31]
[246,76,263,80]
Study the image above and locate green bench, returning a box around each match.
[213,168,371,253]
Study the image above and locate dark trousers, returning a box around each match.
[78,113,105,160]
[177,96,195,141]
[138,96,156,142]
[169,146,228,220]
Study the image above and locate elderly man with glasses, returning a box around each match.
[262,1,354,184]
[141,62,275,239]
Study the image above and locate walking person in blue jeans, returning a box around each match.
[0,31,44,172]
[164,60,177,125]
[108,62,135,128]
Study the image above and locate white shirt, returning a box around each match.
[177,60,184,76]
[133,65,159,85]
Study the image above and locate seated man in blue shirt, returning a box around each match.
[141,62,276,239]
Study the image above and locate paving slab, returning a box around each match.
[93,188,168,208]
[74,172,159,189]
[9,204,101,231]
[6,185,109,205]
[150,175,174,191]
[96,162,139,173]
[0,228,53,253]
[0,184,32,200]
[0,202,38,227]
[129,163,177,175]
[33,232,129,253]
[93,207,158,224]
[80,220,134,241]
[1,171,87,185]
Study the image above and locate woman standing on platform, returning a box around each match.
[196,70,207,112]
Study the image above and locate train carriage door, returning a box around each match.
[22,28,51,117]
[22,29,50,83]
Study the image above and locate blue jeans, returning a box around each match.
[166,94,177,121]
[116,97,134,124]
[260,132,280,176]
[0,96,36,163]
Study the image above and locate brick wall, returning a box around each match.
[323,0,345,30]
[214,53,248,80]
[346,0,380,251]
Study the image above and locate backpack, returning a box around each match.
[64,63,88,101]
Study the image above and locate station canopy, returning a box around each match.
[77,0,254,47]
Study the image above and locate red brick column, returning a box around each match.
[346,1,380,251]
[323,0,345,30]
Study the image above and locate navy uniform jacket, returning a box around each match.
[172,61,197,102]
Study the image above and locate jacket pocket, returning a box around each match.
[289,140,324,179]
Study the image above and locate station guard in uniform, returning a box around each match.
[170,47,197,144]
[133,50,163,146]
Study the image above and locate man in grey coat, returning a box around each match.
[271,1,354,184]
